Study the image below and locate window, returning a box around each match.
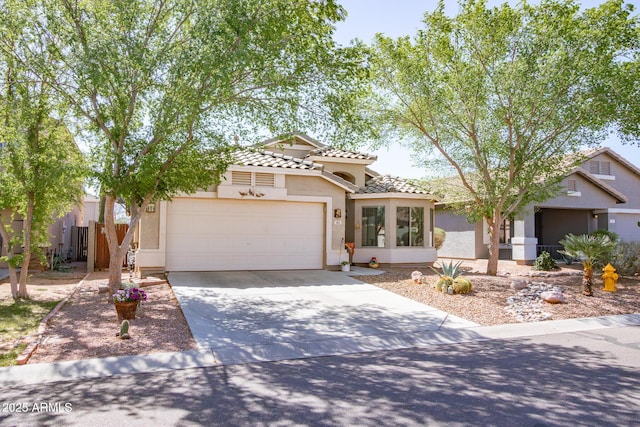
[396,207,424,247]
[362,207,385,247]
[499,219,513,244]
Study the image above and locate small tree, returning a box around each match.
[3,0,368,293]
[558,233,617,296]
[0,5,86,299]
[364,0,639,275]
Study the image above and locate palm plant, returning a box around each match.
[558,233,617,296]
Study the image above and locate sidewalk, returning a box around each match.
[1,313,638,387]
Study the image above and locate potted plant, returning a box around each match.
[341,261,351,272]
[112,286,147,320]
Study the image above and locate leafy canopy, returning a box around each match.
[364,0,638,275]
[368,0,639,222]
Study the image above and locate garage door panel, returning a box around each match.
[166,199,323,271]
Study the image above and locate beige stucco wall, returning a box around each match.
[315,161,368,187]
[139,208,160,250]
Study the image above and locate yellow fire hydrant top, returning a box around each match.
[602,263,618,292]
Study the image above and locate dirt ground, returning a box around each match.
[1,260,638,365]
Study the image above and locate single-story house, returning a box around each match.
[135,134,438,274]
[436,147,640,263]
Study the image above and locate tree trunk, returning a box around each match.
[104,195,145,294]
[582,263,594,296]
[16,193,35,299]
[486,215,502,276]
[0,221,19,298]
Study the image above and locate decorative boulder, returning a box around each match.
[98,283,109,294]
[510,278,528,290]
[411,271,423,284]
[540,290,565,304]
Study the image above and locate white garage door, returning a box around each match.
[166,199,324,271]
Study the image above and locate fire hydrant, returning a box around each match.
[602,263,618,292]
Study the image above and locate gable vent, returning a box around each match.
[567,179,577,192]
[231,171,252,186]
[255,173,275,187]
[590,160,611,175]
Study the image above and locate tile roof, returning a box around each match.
[307,147,377,161]
[233,150,321,170]
[358,175,430,194]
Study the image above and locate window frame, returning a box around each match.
[361,206,385,247]
[396,206,425,248]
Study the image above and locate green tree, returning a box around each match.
[365,0,639,275]
[0,2,86,298]
[559,233,617,296]
[2,0,367,293]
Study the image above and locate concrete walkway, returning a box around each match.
[168,270,478,364]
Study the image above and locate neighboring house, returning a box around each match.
[0,194,100,269]
[135,134,438,275]
[436,147,640,263]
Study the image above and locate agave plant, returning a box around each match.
[430,260,465,292]
[558,233,617,296]
[430,260,465,279]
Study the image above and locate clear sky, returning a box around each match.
[332,0,640,178]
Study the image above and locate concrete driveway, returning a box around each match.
[169,270,479,364]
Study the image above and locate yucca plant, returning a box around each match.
[558,233,617,296]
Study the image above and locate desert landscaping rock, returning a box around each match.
[540,290,566,304]
[511,278,528,290]
[505,282,564,322]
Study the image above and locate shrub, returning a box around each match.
[533,251,557,271]
[559,253,574,265]
[590,229,619,243]
[610,241,640,276]
[434,227,446,250]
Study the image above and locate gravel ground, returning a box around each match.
[3,261,637,365]
[355,265,640,326]
[25,272,198,364]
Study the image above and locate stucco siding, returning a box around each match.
[317,161,367,187]
[607,213,640,242]
[538,175,620,209]
[139,209,160,250]
[588,153,640,209]
[435,208,480,259]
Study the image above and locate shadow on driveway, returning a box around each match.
[169,270,479,364]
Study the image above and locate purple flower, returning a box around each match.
[112,287,147,303]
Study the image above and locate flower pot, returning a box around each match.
[341,264,351,272]
[114,301,138,320]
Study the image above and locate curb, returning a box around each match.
[15,272,92,365]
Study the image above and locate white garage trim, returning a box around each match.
[165,198,325,271]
